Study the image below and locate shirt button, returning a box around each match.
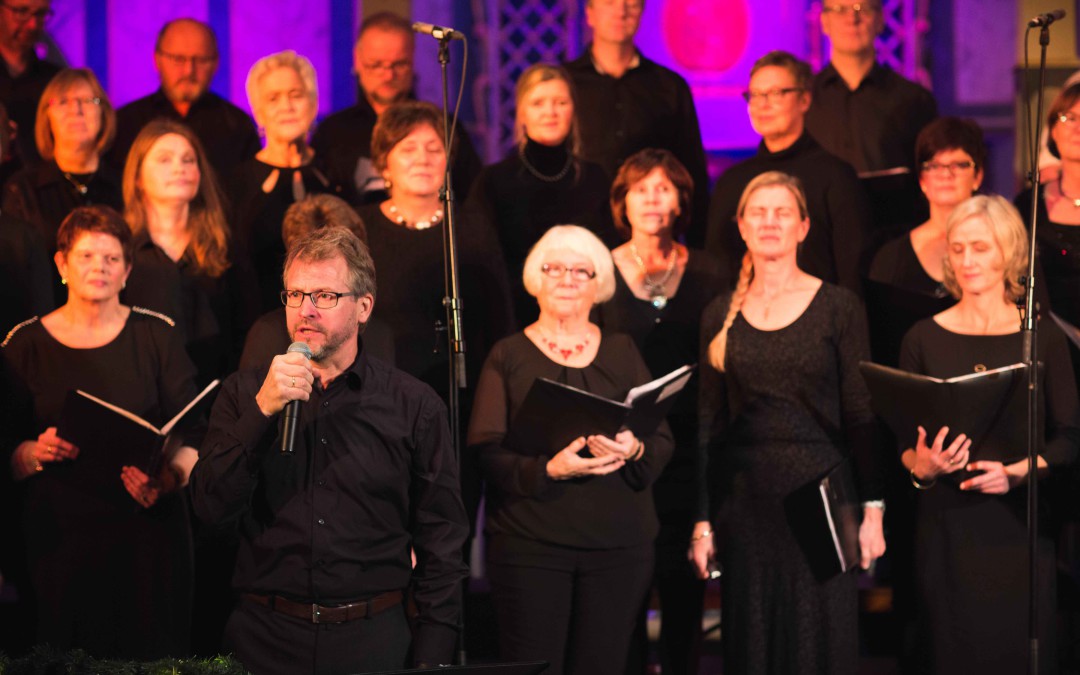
[317,480,325,486]
[322,401,329,407]
[317,518,325,525]
[320,437,328,445]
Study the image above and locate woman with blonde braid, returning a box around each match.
[690,171,885,674]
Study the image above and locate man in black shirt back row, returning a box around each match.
[107,18,260,182]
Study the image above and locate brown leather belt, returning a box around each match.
[242,590,403,624]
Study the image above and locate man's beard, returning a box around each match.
[291,322,354,362]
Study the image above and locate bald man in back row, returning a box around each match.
[109,18,260,180]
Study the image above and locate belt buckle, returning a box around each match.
[312,603,322,624]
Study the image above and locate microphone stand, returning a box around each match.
[1022,21,1050,675]
[435,32,468,667]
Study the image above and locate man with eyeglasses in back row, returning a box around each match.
[805,0,938,247]
[108,18,260,181]
[0,0,59,168]
[704,50,872,296]
[311,11,482,207]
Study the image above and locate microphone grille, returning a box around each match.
[287,341,312,359]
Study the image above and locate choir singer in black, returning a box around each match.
[468,224,674,675]
[189,226,469,674]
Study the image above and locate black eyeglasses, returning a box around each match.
[821,3,880,17]
[741,87,802,104]
[48,96,101,110]
[156,50,218,68]
[920,160,975,176]
[1,2,54,23]
[541,263,596,281]
[281,290,357,309]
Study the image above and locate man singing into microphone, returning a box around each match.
[190,226,468,673]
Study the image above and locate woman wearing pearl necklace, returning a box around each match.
[355,100,513,403]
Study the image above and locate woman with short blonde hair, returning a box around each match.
[469,224,673,675]
[228,49,341,312]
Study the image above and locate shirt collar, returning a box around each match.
[819,60,886,90]
[343,334,369,388]
[587,45,642,76]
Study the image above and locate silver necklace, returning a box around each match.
[387,203,444,230]
[519,144,573,183]
[629,243,677,309]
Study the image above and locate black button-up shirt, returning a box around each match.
[564,48,710,246]
[189,341,469,666]
[109,89,261,180]
[805,62,938,235]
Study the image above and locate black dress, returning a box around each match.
[898,318,1080,675]
[356,203,514,402]
[0,309,199,658]
[593,249,723,675]
[1,161,123,305]
[698,283,880,675]
[468,331,674,675]
[464,140,620,328]
[123,232,260,386]
[227,158,343,313]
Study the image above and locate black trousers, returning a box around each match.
[224,597,411,675]
[486,534,654,675]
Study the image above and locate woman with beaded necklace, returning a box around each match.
[593,148,723,675]
[464,63,619,328]
[356,100,513,402]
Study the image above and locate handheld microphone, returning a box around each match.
[1028,9,1066,27]
[280,341,312,455]
[412,21,465,40]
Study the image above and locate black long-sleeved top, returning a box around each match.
[2,161,123,305]
[189,340,469,666]
[468,331,674,549]
[0,54,60,166]
[227,158,344,313]
[464,139,620,328]
[697,284,882,522]
[122,232,260,386]
[564,48,710,246]
[108,89,261,181]
[805,62,937,236]
[310,95,483,207]
[704,132,871,294]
